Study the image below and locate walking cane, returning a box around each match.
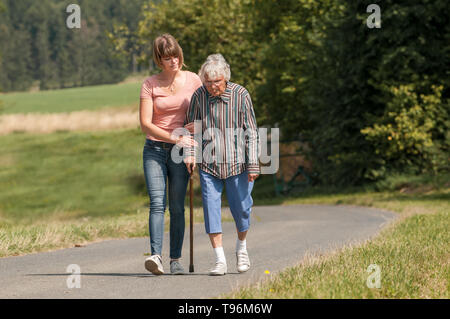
[189,171,194,273]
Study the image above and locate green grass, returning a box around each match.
[0,128,147,224]
[0,128,225,257]
[229,211,450,298]
[0,211,149,257]
[225,176,450,299]
[0,82,141,114]
[227,208,449,298]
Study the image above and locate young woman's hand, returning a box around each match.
[175,135,197,148]
[184,122,195,134]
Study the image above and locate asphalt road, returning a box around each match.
[0,205,396,299]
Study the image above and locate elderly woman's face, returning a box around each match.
[204,74,227,96]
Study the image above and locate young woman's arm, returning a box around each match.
[140,98,195,147]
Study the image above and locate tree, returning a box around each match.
[128,0,264,101]
[0,24,33,91]
[0,0,144,92]
[358,0,450,177]
[0,1,33,91]
[0,0,4,96]
[250,0,449,185]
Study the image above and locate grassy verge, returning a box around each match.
[226,175,450,299]
[228,210,448,298]
[0,207,206,258]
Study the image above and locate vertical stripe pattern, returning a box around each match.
[186,82,259,179]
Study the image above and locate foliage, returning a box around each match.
[128,0,264,102]
[0,0,146,92]
[2,0,448,186]
[251,0,449,185]
[247,0,343,134]
[361,84,449,178]
[110,0,449,186]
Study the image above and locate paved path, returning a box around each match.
[0,205,395,299]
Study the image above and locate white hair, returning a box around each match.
[198,53,231,83]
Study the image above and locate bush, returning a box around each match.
[361,84,450,178]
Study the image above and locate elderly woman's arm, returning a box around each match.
[243,92,260,181]
[185,92,201,129]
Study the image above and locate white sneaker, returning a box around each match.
[209,262,227,276]
[236,250,250,273]
[145,255,164,275]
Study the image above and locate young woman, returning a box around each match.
[140,34,202,275]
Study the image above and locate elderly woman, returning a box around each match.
[185,54,259,275]
[140,34,202,275]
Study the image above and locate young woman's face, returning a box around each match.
[161,56,180,72]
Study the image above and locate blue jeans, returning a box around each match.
[143,139,189,259]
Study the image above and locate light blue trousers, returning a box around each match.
[199,169,254,234]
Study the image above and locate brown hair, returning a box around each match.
[152,34,185,69]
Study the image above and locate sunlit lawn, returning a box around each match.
[0,82,141,114]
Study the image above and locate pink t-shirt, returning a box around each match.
[140,71,203,142]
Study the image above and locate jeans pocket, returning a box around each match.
[144,142,168,164]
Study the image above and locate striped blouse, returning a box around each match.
[185,81,260,179]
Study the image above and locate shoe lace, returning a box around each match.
[213,261,226,269]
[237,251,249,264]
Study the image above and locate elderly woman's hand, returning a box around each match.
[248,174,259,182]
[184,156,196,174]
